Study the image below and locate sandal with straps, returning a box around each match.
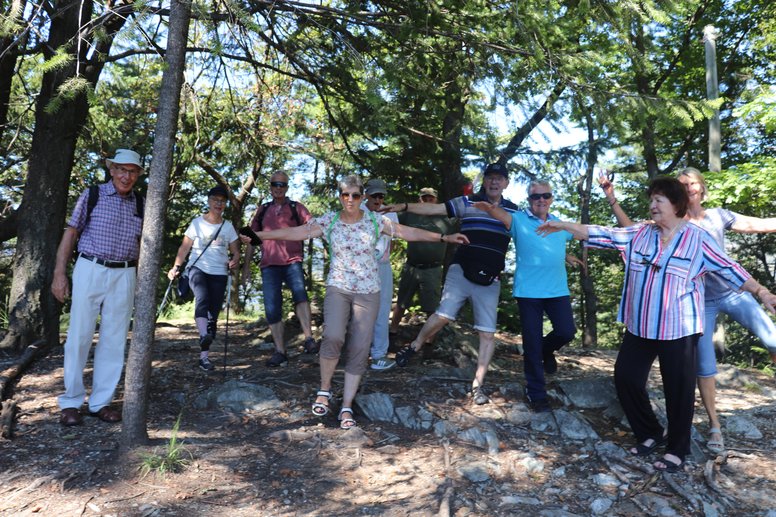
[338,407,356,430]
[311,390,332,417]
[707,427,725,453]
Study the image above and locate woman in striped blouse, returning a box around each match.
[537,177,776,472]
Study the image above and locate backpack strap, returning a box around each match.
[256,200,302,231]
[325,211,381,258]
[84,185,144,228]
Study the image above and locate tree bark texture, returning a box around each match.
[1,0,125,352]
[578,105,598,347]
[122,0,192,448]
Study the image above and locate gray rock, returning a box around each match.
[434,419,460,437]
[500,495,542,506]
[505,404,532,426]
[417,407,434,430]
[531,412,558,434]
[591,498,613,515]
[395,406,421,430]
[538,510,583,517]
[192,380,282,412]
[516,455,545,475]
[558,378,617,409]
[552,466,566,477]
[554,409,599,441]
[592,473,619,488]
[457,427,491,450]
[458,463,490,483]
[702,501,719,517]
[354,392,395,422]
[725,415,763,439]
[595,441,628,460]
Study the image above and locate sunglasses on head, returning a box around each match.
[528,193,553,200]
[340,191,363,200]
[369,193,385,200]
[270,181,288,188]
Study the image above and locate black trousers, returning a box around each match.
[614,331,698,460]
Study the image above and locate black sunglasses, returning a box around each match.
[270,181,288,188]
[528,193,553,200]
[369,193,385,200]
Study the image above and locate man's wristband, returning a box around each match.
[608,198,617,206]
[440,234,445,242]
[403,202,409,212]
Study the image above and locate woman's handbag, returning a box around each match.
[176,221,225,300]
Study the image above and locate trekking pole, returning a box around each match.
[156,277,175,321]
[223,273,232,376]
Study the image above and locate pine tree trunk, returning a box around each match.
[121,0,192,448]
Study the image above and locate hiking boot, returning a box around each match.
[543,349,558,375]
[266,351,288,367]
[303,337,320,354]
[471,386,489,405]
[395,345,416,367]
[525,386,552,413]
[371,357,396,370]
[199,357,214,371]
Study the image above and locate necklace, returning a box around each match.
[660,221,684,245]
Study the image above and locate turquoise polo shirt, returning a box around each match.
[510,209,573,298]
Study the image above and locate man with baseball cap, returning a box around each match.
[52,148,145,426]
[363,178,399,370]
[390,187,455,336]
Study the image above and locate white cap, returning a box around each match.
[105,149,143,170]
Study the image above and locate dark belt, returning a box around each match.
[78,253,137,269]
[413,262,442,270]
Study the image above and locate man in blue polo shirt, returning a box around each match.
[475,179,576,412]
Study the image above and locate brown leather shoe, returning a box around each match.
[60,408,83,426]
[87,406,122,423]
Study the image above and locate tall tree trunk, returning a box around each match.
[0,0,125,352]
[438,76,466,201]
[0,0,26,131]
[122,0,192,448]
[578,105,598,347]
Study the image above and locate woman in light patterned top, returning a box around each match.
[255,175,469,430]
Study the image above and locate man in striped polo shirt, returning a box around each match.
[51,149,144,426]
[386,163,517,405]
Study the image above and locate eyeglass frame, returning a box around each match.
[270,181,288,188]
[340,191,363,200]
[528,192,553,201]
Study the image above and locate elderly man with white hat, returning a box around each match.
[52,149,145,426]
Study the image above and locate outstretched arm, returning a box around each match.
[471,201,512,229]
[258,222,323,242]
[391,222,469,245]
[731,214,776,234]
[741,277,776,314]
[537,220,590,240]
[598,173,636,227]
[380,202,446,216]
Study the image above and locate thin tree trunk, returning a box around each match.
[122,0,192,448]
[578,105,598,347]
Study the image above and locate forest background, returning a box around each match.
[0,0,775,445]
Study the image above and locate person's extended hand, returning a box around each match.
[228,256,239,270]
[239,234,253,245]
[444,233,470,245]
[166,265,181,281]
[565,254,587,274]
[51,272,70,303]
[378,204,402,213]
[759,289,776,315]
[536,220,566,237]
[471,201,495,213]
[597,170,616,202]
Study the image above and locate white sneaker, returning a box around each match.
[371,357,396,370]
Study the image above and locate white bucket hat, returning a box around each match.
[105,149,143,170]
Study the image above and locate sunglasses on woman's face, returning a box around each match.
[270,181,288,188]
[528,192,553,200]
[340,191,363,200]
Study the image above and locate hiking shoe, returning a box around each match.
[527,396,552,413]
[471,386,489,405]
[266,351,288,367]
[303,337,320,354]
[199,334,214,349]
[199,357,214,371]
[371,357,396,370]
[543,349,558,375]
[395,345,416,367]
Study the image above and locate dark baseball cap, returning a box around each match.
[483,163,508,178]
[207,185,228,198]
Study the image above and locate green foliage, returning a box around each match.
[138,415,191,478]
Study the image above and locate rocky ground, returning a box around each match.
[1,315,776,517]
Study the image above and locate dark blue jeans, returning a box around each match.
[516,296,575,401]
[189,267,228,344]
[261,262,309,324]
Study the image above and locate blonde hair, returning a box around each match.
[677,167,706,201]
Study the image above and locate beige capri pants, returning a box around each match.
[320,286,380,376]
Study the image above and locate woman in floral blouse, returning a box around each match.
[254,175,469,429]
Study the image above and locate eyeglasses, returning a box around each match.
[209,197,227,205]
[528,193,553,200]
[112,165,140,177]
[340,191,363,200]
[369,193,385,200]
[270,181,288,188]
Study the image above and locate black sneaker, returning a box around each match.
[395,345,416,367]
[525,387,552,413]
[471,386,489,405]
[199,357,214,371]
[303,337,320,354]
[543,349,558,375]
[266,351,288,367]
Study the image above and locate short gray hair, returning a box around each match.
[270,171,290,182]
[528,179,552,192]
[338,175,364,194]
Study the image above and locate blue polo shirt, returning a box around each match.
[510,209,572,298]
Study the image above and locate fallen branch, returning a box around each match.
[438,484,454,517]
[0,399,16,439]
[662,471,700,511]
[0,340,49,400]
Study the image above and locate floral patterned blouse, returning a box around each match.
[313,210,391,294]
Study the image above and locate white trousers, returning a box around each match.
[58,257,136,412]
[370,260,393,359]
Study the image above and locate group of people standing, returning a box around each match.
[52,150,776,473]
